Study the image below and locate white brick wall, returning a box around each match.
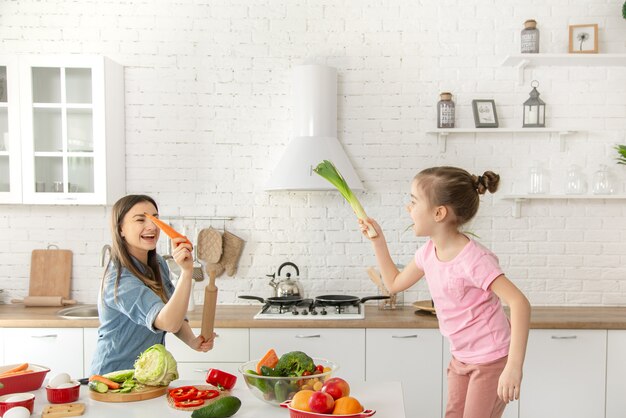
[1,0,625,306]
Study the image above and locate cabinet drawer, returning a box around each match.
[165,328,249,363]
[3,328,84,378]
[606,330,626,418]
[250,328,365,382]
[367,329,442,418]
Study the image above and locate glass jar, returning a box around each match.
[591,165,615,195]
[564,165,587,195]
[437,92,455,128]
[529,162,549,194]
[521,19,540,53]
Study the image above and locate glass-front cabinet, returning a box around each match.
[5,55,125,205]
[0,56,22,203]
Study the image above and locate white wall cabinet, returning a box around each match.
[165,328,249,380]
[366,328,442,418]
[520,329,606,418]
[606,330,626,418]
[0,54,125,205]
[3,328,84,378]
[250,328,366,382]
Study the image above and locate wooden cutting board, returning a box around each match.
[29,247,72,299]
[89,385,168,402]
[42,403,85,418]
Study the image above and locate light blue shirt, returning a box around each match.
[90,255,175,375]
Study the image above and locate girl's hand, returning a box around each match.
[171,237,193,272]
[358,218,382,241]
[497,364,523,403]
[189,332,217,352]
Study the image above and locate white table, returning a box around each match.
[29,380,406,417]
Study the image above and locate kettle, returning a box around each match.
[267,262,304,297]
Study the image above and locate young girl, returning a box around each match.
[90,194,215,375]
[360,166,530,418]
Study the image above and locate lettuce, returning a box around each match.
[133,344,178,386]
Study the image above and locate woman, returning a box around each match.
[90,194,215,375]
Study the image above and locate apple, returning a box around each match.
[308,391,334,414]
[321,377,350,400]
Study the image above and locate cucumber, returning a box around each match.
[88,380,109,393]
[191,396,242,418]
[102,369,134,383]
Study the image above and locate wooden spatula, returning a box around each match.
[200,270,218,340]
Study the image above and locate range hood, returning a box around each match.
[264,64,364,191]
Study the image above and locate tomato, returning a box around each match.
[174,398,205,408]
[169,386,198,402]
[302,370,312,376]
[316,364,324,373]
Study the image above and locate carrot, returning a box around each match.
[0,369,34,378]
[256,348,279,374]
[89,375,120,389]
[0,363,28,377]
[143,213,192,248]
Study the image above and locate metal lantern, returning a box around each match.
[523,80,545,127]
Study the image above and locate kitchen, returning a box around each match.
[1,1,626,418]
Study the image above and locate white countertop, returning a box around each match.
[29,379,406,417]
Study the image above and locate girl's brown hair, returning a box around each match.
[415,166,500,226]
[101,194,169,303]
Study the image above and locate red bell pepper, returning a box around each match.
[169,386,198,402]
[206,368,237,390]
[174,398,205,408]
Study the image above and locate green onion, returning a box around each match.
[313,160,378,238]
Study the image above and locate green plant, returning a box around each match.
[623,1,626,19]
[615,144,626,165]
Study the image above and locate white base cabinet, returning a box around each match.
[165,328,249,380]
[250,328,366,382]
[3,328,84,378]
[606,331,626,418]
[520,329,606,418]
[366,329,442,418]
[83,327,97,376]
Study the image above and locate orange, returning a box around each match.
[332,396,364,415]
[291,389,315,412]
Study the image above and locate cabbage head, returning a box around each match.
[133,343,178,386]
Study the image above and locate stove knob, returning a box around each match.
[301,310,308,315]
[311,310,318,315]
[292,309,299,315]
[320,309,327,315]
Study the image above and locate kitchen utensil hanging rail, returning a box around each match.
[160,216,234,221]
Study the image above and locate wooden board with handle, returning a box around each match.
[42,403,85,418]
[11,296,76,307]
[89,385,168,402]
[29,246,72,299]
[201,271,218,340]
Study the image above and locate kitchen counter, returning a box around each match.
[28,379,405,417]
[1,304,626,329]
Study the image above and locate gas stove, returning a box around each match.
[252,298,365,320]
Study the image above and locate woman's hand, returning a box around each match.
[171,237,193,273]
[188,332,217,352]
[497,363,523,403]
[358,218,382,241]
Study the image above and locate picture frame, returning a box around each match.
[568,24,598,54]
[471,99,499,128]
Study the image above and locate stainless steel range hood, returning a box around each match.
[264,64,364,191]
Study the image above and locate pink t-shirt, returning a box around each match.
[415,239,511,364]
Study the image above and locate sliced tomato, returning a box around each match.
[174,398,205,408]
[169,386,198,402]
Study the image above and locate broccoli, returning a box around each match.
[274,351,316,377]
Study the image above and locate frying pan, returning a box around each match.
[238,295,303,305]
[314,294,389,307]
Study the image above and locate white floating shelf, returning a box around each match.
[501,194,626,217]
[425,128,577,152]
[501,53,626,84]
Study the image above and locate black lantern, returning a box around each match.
[523,80,545,127]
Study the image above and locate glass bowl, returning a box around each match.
[238,358,338,407]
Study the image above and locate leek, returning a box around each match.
[313,160,378,238]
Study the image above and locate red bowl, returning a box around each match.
[0,364,50,396]
[0,392,35,417]
[280,400,376,418]
[46,381,80,404]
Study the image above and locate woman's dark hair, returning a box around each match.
[414,166,500,226]
[101,194,168,303]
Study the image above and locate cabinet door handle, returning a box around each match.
[551,335,577,340]
[31,334,58,338]
[295,334,321,339]
[194,369,209,373]
[392,335,418,339]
